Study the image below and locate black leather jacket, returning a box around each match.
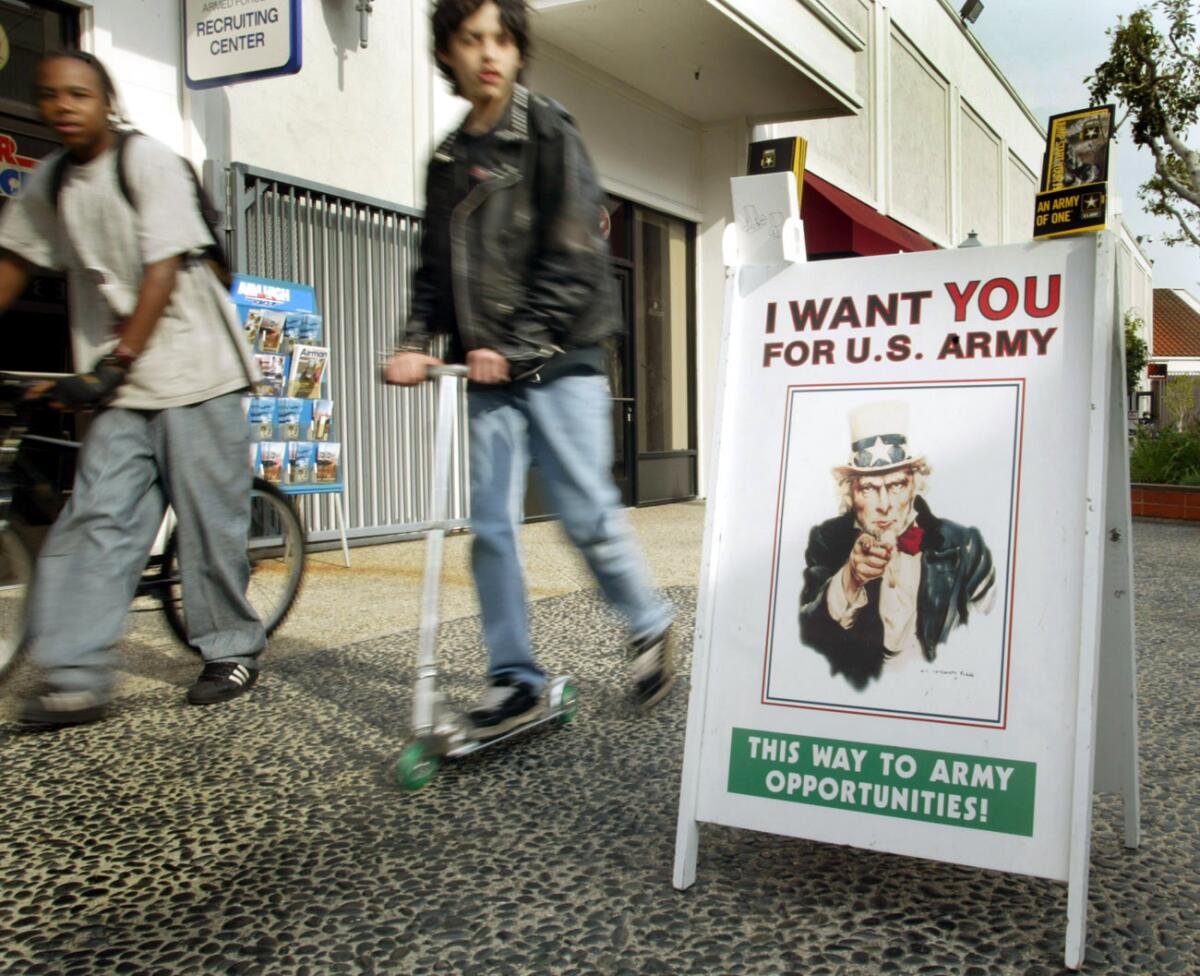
[401,86,619,369]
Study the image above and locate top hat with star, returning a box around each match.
[833,401,925,477]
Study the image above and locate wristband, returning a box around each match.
[111,342,139,369]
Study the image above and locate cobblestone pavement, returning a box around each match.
[0,518,1196,975]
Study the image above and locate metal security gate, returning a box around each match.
[227,163,469,542]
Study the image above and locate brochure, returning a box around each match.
[286,442,316,485]
[276,398,304,441]
[258,442,286,485]
[247,397,278,441]
[243,308,264,347]
[287,344,330,399]
[256,309,286,354]
[309,399,333,441]
[254,354,287,397]
[315,442,341,484]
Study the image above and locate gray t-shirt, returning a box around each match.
[0,134,257,409]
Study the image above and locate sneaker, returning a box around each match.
[467,678,542,738]
[629,626,676,710]
[19,686,109,728]
[187,661,258,705]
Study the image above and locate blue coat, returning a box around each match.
[798,496,995,690]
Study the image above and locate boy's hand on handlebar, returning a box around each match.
[24,380,55,401]
[466,348,509,385]
[47,353,131,409]
[384,350,443,386]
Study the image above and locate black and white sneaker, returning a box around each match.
[467,678,542,738]
[19,685,109,728]
[629,627,676,710]
[187,662,258,705]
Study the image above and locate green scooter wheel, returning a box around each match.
[557,682,580,725]
[395,740,441,790]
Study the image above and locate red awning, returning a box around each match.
[801,171,937,256]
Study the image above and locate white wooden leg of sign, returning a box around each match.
[336,491,351,568]
[1094,273,1141,850]
[1064,233,1117,971]
[673,213,808,892]
[674,265,739,892]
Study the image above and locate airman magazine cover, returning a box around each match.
[287,344,330,398]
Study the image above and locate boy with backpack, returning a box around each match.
[0,51,264,727]
[385,0,676,737]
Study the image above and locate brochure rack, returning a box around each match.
[232,274,350,567]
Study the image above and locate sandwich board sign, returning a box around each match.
[673,199,1140,970]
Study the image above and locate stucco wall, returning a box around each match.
[526,44,703,220]
[87,0,437,208]
[757,0,1048,249]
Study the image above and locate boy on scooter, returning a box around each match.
[385,0,675,737]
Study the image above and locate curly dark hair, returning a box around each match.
[432,0,531,95]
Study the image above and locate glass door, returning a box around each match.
[632,206,696,504]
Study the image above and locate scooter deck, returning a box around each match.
[445,698,575,759]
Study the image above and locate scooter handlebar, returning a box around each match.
[426,364,470,380]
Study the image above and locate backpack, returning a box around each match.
[49,129,232,285]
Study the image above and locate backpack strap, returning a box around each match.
[114,130,233,284]
[48,129,138,212]
[114,128,138,210]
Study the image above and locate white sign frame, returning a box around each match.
[673,214,1139,971]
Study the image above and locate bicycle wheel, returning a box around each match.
[161,478,305,646]
[0,525,33,678]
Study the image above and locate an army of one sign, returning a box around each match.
[1033,106,1115,240]
[673,226,1140,970]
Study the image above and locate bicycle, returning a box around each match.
[0,372,306,678]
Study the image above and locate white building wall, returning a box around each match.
[526,44,703,220]
[85,1,188,155]
[87,0,438,209]
[757,0,1047,249]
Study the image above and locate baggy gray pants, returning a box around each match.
[25,392,266,694]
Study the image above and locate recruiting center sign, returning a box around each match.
[184,0,302,90]
[674,226,1138,968]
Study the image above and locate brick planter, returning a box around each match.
[1131,483,1200,521]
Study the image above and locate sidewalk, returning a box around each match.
[1,507,1196,976]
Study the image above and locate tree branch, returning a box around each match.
[1159,198,1200,248]
[1155,119,1200,207]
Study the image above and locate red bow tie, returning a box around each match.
[896,523,924,555]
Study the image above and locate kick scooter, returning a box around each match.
[393,365,579,790]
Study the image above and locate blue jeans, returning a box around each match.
[468,373,673,692]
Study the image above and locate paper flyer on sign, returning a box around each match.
[688,236,1105,883]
